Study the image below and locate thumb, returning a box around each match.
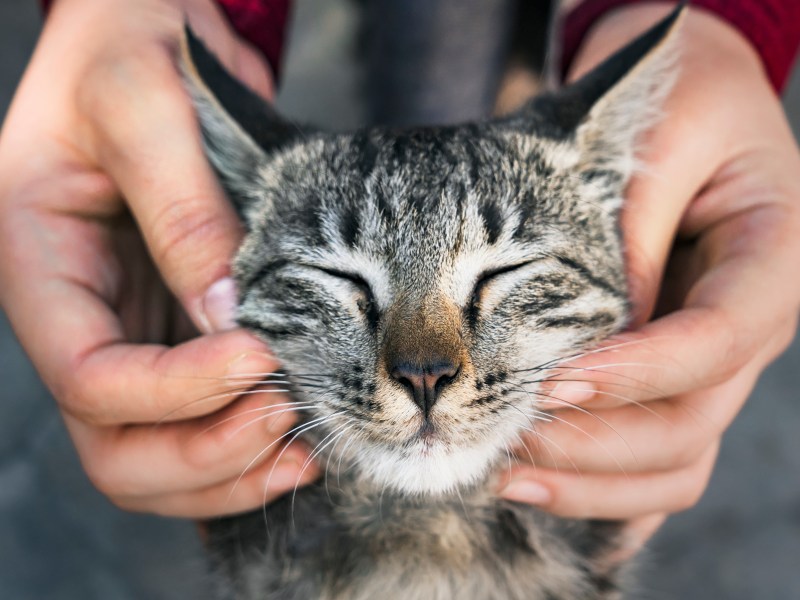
[89,50,243,333]
[619,120,720,326]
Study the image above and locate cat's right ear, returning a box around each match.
[507,4,685,190]
[180,25,298,218]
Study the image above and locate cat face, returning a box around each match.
[182,9,681,494]
[230,128,629,493]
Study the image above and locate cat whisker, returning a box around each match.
[502,382,636,473]
[499,389,563,475]
[223,372,334,380]
[153,387,297,427]
[527,405,632,475]
[189,401,314,441]
[515,425,583,478]
[512,419,569,476]
[517,335,679,376]
[453,478,470,522]
[520,380,670,424]
[257,411,348,527]
[226,412,343,508]
[512,364,672,417]
[323,422,361,505]
[335,427,363,488]
[291,422,355,524]
[502,441,514,475]
[219,404,317,442]
[511,432,538,476]
[514,364,669,397]
[162,371,287,383]
[523,390,637,470]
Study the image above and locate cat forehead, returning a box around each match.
[249,125,584,246]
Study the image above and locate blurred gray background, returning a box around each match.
[1,1,798,598]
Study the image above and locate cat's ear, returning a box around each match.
[180,24,299,217]
[524,3,685,179]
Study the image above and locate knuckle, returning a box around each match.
[697,307,752,385]
[79,48,144,116]
[80,451,124,497]
[183,405,291,472]
[182,412,245,471]
[677,480,707,512]
[60,363,116,427]
[78,46,186,142]
[669,437,710,472]
[148,196,226,270]
[671,462,714,514]
[182,426,227,471]
[106,494,140,513]
[772,315,798,357]
[58,377,100,424]
[669,487,700,513]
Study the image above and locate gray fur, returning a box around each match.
[181,6,684,599]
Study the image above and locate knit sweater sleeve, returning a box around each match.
[561,0,800,93]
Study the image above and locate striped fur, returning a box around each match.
[182,5,685,599]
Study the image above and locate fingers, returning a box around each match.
[570,4,771,326]
[612,513,668,562]
[231,40,276,101]
[544,219,799,412]
[116,443,319,518]
[67,392,320,517]
[500,444,719,519]
[67,390,298,495]
[500,360,762,520]
[0,169,272,430]
[82,45,244,333]
[523,360,760,474]
[68,330,282,425]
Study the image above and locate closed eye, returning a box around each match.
[467,260,536,325]
[316,266,379,327]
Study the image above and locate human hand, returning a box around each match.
[0,0,316,518]
[498,4,800,553]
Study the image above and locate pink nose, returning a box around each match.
[389,361,459,416]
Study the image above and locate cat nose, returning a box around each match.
[390,361,459,416]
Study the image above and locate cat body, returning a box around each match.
[211,476,621,599]
[181,6,684,599]
[206,123,629,599]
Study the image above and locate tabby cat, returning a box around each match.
[181,6,683,599]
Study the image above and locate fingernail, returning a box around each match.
[499,479,552,505]
[547,380,596,405]
[201,277,238,333]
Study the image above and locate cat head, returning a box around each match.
[181,6,683,495]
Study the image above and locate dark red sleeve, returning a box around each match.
[40,0,292,79]
[561,0,800,93]
[215,0,291,79]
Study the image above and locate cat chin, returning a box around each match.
[358,437,503,496]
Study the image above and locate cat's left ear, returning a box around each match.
[180,24,300,218]
[523,4,685,180]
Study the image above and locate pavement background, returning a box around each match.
[0,1,798,598]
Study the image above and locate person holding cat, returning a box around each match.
[0,0,798,564]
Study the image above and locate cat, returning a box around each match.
[180,5,683,599]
